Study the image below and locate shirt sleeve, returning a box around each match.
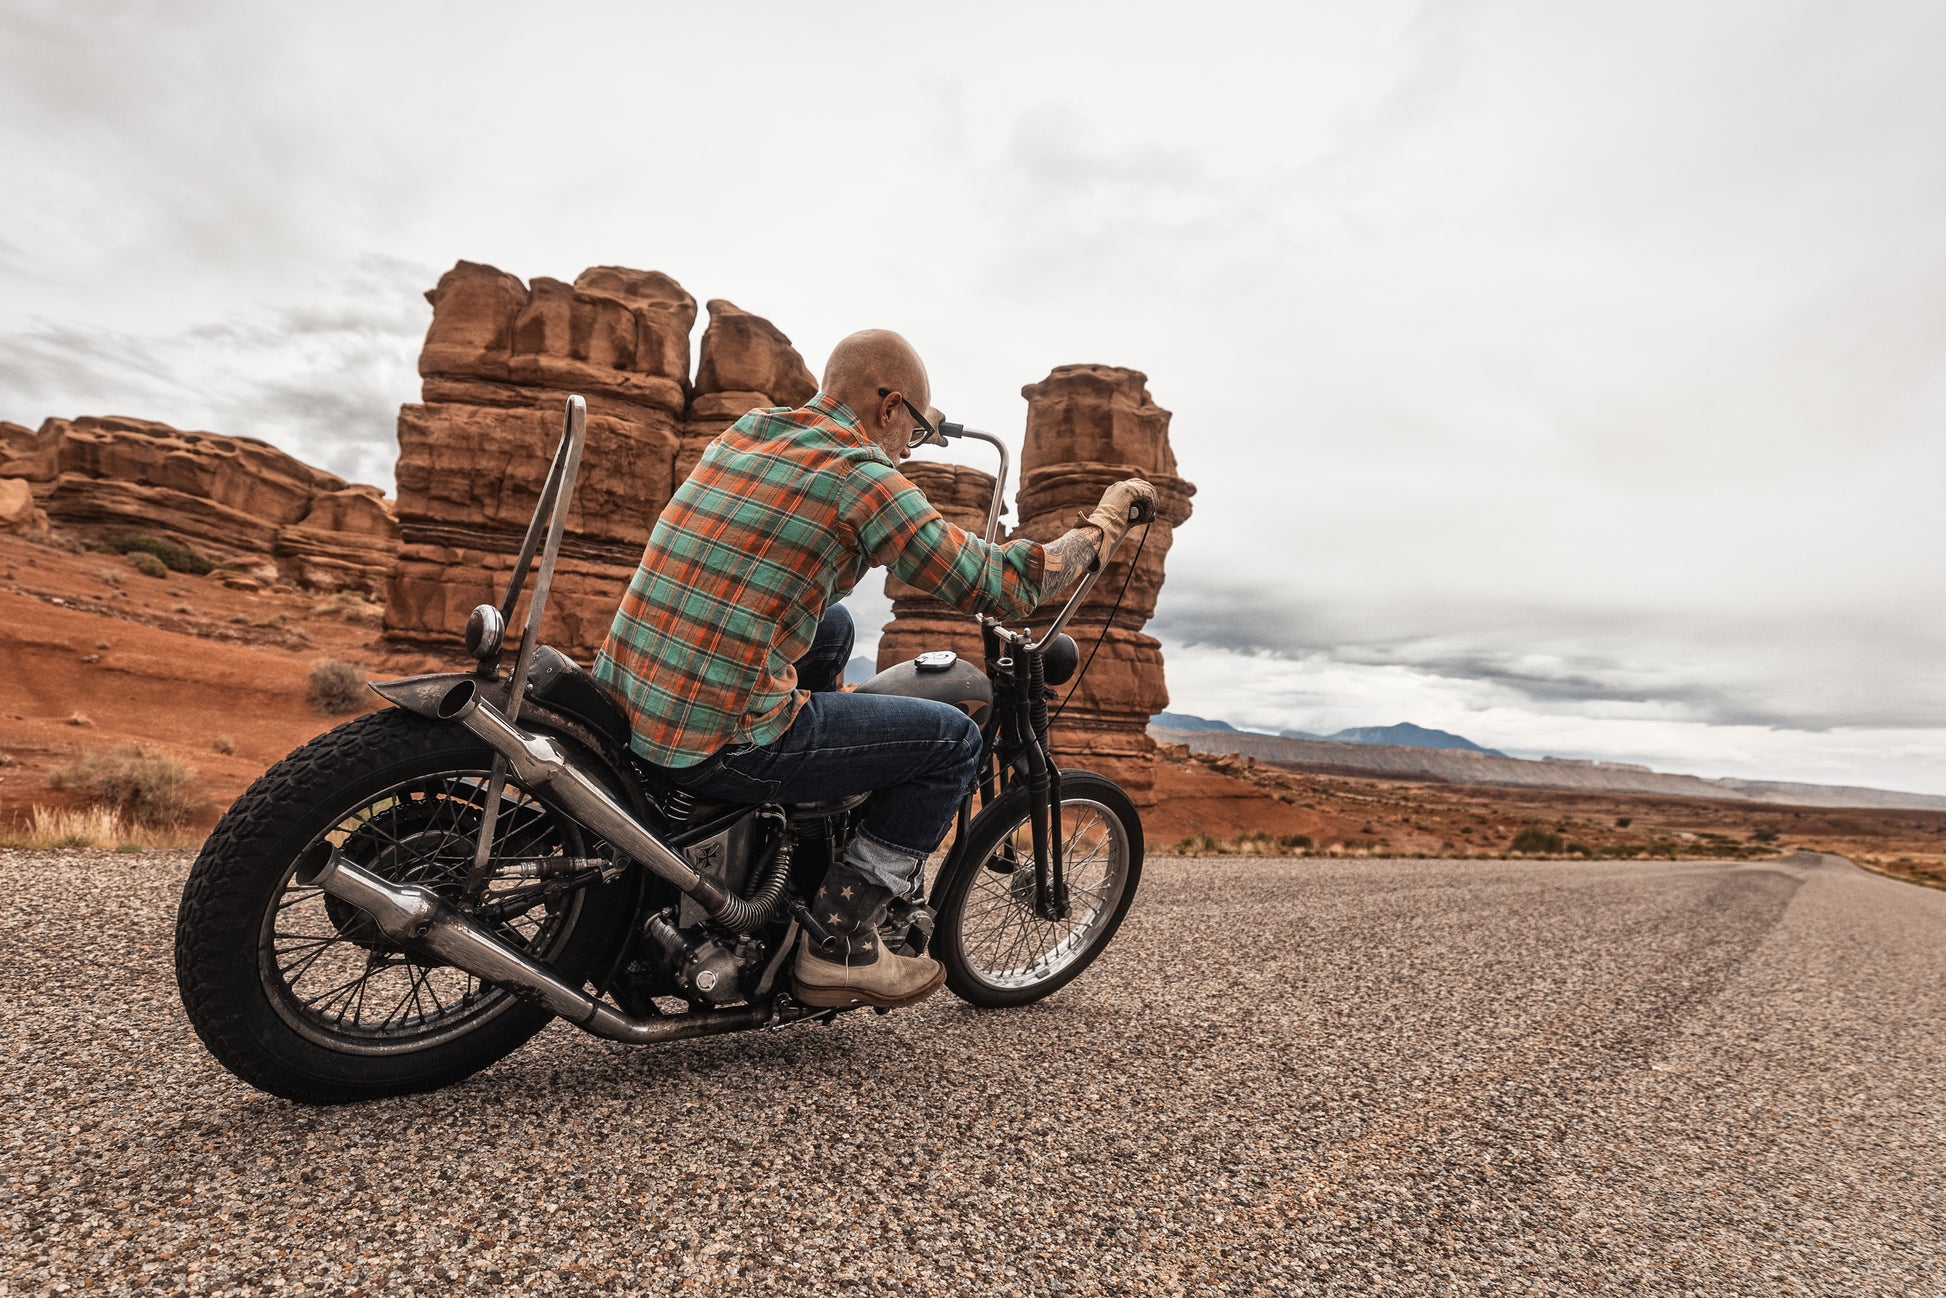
[841,460,1048,618]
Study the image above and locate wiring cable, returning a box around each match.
[1050,521,1152,726]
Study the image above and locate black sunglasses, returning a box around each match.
[878,387,937,446]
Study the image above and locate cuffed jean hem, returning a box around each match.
[844,828,927,896]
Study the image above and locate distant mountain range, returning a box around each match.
[1149,722,1946,813]
[1151,713,1505,757]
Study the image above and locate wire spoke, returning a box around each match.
[955,798,1129,989]
[264,766,579,1045]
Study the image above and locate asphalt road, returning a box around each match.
[3,849,1942,1296]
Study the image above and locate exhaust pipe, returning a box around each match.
[407,678,782,931]
[294,843,813,1044]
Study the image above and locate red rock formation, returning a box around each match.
[0,416,397,591]
[874,461,1002,671]
[0,475,48,536]
[677,299,818,480]
[1015,367,1194,803]
[385,266,816,660]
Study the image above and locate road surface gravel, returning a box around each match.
[2,848,1941,1296]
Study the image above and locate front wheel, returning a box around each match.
[931,771,1143,1008]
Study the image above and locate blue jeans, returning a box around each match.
[669,606,983,894]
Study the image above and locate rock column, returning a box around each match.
[1013,366,1195,804]
[385,262,691,658]
[384,264,816,662]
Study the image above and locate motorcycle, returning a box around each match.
[175,395,1155,1103]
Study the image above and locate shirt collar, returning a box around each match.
[806,391,861,431]
[803,392,895,465]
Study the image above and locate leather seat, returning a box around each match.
[522,646,637,757]
[523,647,751,821]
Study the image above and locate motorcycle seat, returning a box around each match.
[523,645,637,758]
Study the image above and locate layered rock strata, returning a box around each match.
[383,264,816,659]
[0,416,397,590]
[1011,366,1195,803]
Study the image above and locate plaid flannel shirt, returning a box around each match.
[593,393,1048,768]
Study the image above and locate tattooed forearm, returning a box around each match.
[1037,526,1102,603]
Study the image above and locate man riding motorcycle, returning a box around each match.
[593,329,1155,1011]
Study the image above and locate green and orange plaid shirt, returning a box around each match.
[593,393,1048,768]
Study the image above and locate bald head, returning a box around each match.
[821,330,931,452]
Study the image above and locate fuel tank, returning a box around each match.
[854,652,995,729]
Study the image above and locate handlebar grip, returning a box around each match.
[1127,497,1156,526]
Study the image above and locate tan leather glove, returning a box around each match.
[1076,478,1158,554]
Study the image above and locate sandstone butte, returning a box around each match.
[0,415,397,592]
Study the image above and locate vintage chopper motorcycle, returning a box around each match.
[175,396,1155,1103]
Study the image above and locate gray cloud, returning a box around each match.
[0,254,429,488]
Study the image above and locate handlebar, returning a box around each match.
[928,416,1154,654]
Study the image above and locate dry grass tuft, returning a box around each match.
[48,743,197,826]
[0,805,200,851]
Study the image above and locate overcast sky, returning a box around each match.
[3,0,1943,793]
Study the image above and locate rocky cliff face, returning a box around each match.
[383,263,815,657]
[0,416,397,591]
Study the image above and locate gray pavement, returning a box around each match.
[3,849,1942,1296]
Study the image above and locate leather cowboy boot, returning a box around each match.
[792,863,945,1009]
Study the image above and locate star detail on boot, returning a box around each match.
[825,912,843,927]
[838,886,855,900]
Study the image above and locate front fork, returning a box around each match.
[976,653,1068,921]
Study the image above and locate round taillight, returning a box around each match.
[464,603,505,659]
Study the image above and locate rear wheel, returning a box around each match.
[175,709,630,1103]
[932,772,1143,1008]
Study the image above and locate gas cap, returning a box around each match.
[915,650,957,671]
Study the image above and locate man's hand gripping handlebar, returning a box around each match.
[1079,478,1159,556]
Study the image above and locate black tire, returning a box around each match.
[932,771,1143,1008]
[174,708,631,1104]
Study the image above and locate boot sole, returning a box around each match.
[793,962,947,1010]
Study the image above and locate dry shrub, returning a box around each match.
[48,744,196,826]
[101,534,215,574]
[211,734,237,755]
[1511,825,1565,854]
[126,551,168,578]
[308,660,367,715]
